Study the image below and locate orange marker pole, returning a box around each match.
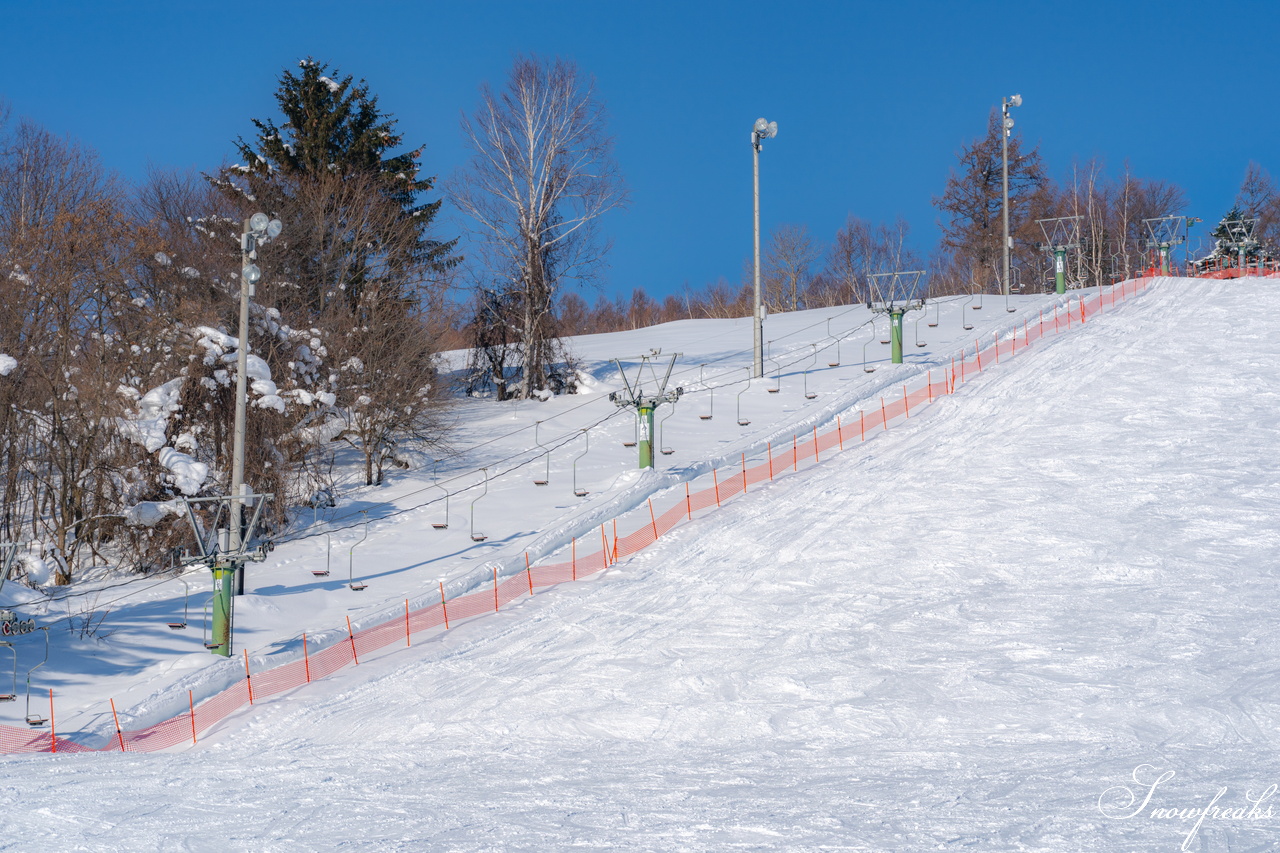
[439,584,450,629]
[741,453,747,492]
[813,426,820,463]
[405,600,411,647]
[110,699,125,752]
[792,435,798,470]
[303,632,311,681]
[347,616,359,665]
[492,566,499,612]
[713,469,721,507]
[860,410,866,441]
[49,689,56,753]
[881,398,888,431]
[188,689,195,747]
[572,537,578,580]
[837,415,844,450]
[525,553,534,595]
[903,385,909,418]
[649,499,659,539]
[244,649,254,705]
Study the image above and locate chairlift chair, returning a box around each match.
[803,345,818,399]
[927,300,940,328]
[766,343,781,393]
[166,576,191,629]
[572,430,590,496]
[431,460,449,529]
[532,422,549,485]
[736,367,752,426]
[862,323,878,373]
[470,469,489,541]
[825,318,841,367]
[914,314,927,348]
[312,532,331,576]
[622,414,637,447]
[658,404,677,456]
[201,600,219,649]
[0,642,15,702]
[348,511,370,590]
[24,628,49,726]
[698,365,713,419]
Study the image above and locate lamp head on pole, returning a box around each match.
[752,117,778,150]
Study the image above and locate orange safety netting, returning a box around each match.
[0,278,1151,754]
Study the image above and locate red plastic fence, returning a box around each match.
[0,278,1152,754]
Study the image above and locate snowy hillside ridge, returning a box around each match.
[0,277,1155,754]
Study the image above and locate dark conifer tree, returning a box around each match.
[218,58,457,315]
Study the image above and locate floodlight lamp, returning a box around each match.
[1010,94,1022,107]
[242,263,262,284]
[249,212,270,234]
[266,219,283,240]
[754,117,770,134]
[1004,116,1015,130]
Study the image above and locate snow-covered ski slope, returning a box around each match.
[7,277,1280,851]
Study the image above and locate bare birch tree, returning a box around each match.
[449,56,627,400]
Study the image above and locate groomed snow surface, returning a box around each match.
[5,278,1280,851]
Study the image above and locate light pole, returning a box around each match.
[1001,94,1022,297]
[751,117,778,379]
[231,212,282,595]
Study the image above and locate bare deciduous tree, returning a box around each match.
[449,55,627,400]
[762,224,822,311]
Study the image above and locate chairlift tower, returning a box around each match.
[1036,216,1082,294]
[1221,218,1259,274]
[609,352,683,469]
[867,271,926,364]
[178,492,274,657]
[1143,215,1188,275]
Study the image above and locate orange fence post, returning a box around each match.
[713,468,721,506]
[601,524,610,567]
[612,519,619,561]
[244,649,254,705]
[686,483,693,518]
[975,340,982,370]
[768,443,774,480]
[188,689,195,747]
[792,435,798,470]
[347,616,359,665]
[813,426,820,463]
[303,632,311,681]
[903,385,909,418]
[994,331,999,364]
[928,369,933,402]
[492,567,499,612]
[649,498,659,538]
[110,698,125,752]
[525,553,534,595]
[49,689,56,753]
[880,398,888,431]
[405,599,411,647]
[860,410,865,441]
[572,537,578,580]
[439,583,450,629]
[837,415,844,450]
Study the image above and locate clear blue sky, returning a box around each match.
[3,0,1276,301]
